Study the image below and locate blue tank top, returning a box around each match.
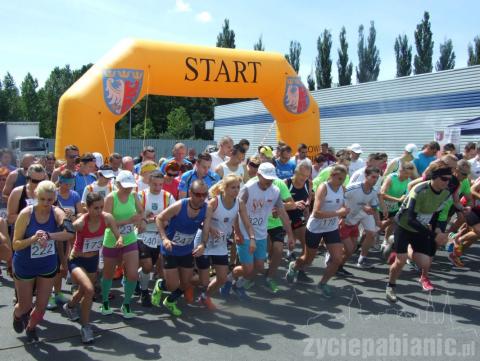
[13,169,27,188]
[13,207,59,276]
[161,198,206,256]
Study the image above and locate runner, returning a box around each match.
[135,161,157,192]
[12,180,73,342]
[63,192,122,343]
[413,141,440,175]
[51,144,80,183]
[2,154,36,199]
[162,161,181,200]
[137,171,174,307]
[0,148,16,172]
[246,155,261,179]
[74,153,97,199]
[133,146,156,174]
[0,210,12,277]
[209,136,233,171]
[313,149,351,192]
[193,175,254,310]
[348,144,365,176]
[215,143,248,184]
[81,165,115,206]
[152,179,210,316]
[108,153,122,177]
[122,156,135,173]
[386,167,451,302]
[274,144,297,180]
[178,152,220,199]
[160,143,193,175]
[384,144,419,178]
[0,167,10,221]
[286,165,349,297]
[101,170,144,318]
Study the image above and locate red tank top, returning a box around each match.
[73,214,107,254]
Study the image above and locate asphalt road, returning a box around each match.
[0,245,478,361]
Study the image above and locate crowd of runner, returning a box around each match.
[1,137,479,344]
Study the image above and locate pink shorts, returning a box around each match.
[102,242,138,258]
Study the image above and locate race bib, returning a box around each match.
[0,208,7,220]
[31,239,55,259]
[171,231,195,246]
[384,200,399,212]
[119,224,134,235]
[139,232,161,248]
[249,216,264,226]
[417,213,432,227]
[26,198,37,206]
[208,232,227,248]
[319,217,338,228]
[82,236,103,253]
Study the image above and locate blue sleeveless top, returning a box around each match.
[13,207,59,277]
[13,170,27,188]
[161,198,206,256]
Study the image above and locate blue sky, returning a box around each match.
[1,0,479,88]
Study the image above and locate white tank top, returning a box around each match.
[220,162,244,184]
[194,194,239,256]
[307,182,344,233]
[81,181,114,204]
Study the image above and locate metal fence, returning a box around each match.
[46,139,214,158]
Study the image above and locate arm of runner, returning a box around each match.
[312,183,349,218]
[6,187,21,225]
[194,203,213,257]
[0,218,11,250]
[72,213,86,231]
[12,208,44,251]
[156,200,182,252]
[214,164,224,179]
[2,171,17,200]
[50,207,75,242]
[277,204,296,250]
[407,177,423,192]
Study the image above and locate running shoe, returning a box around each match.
[13,312,27,334]
[285,261,298,284]
[356,258,375,269]
[55,292,69,305]
[151,279,163,307]
[26,327,39,343]
[448,253,465,268]
[198,296,217,311]
[46,295,57,310]
[141,290,152,307]
[183,287,194,304]
[266,279,279,294]
[336,266,353,277]
[63,303,80,322]
[317,283,333,298]
[100,301,113,316]
[243,279,255,290]
[296,270,314,283]
[163,298,182,316]
[232,284,249,300]
[220,280,232,298]
[81,324,94,344]
[121,304,135,319]
[420,276,435,292]
[386,286,397,303]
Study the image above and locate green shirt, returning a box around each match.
[312,166,350,192]
[384,173,410,213]
[268,179,292,230]
[103,191,138,248]
[438,178,471,221]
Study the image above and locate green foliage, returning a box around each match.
[132,116,157,139]
[394,34,412,77]
[315,29,332,89]
[467,36,480,66]
[20,73,40,122]
[356,22,381,83]
[285,40,301,73]
[414,11,434,74]
[307,74,315,91]
[253,35,265,51]
[436,39,455,71]
[166,106,192,139]
[216,19,236,48]
[337,26,353,86]
[2,72,22,121]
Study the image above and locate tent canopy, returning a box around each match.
[449,116,480,135]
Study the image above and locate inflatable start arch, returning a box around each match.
[55,38,320,158]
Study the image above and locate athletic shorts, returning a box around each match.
[267,226,286,243]
[102,242,138,258]
[236,238,267,264]
[14,266,58,281]
[393,226,436,257]
[339,223,360,240]
[195,254,229,270]
[305,229,341,248]
[380,210,398,220]
[290,217,306,230]
[346,213,376,232]
[138,241,160,264]
[163,254,194,269]
[68,255,99,274]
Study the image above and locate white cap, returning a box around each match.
[257,162,278,180]
[98,169,115,179]
[349,143,363,154]
[92,152,104,169]
[116,170,137,188]
[405,144,419,157]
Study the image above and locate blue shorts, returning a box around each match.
[68,256,99,274]
[236,238,267,265]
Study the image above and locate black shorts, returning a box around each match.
[195,255,229,270]
[379,210,398,220]
[138,241,160,264]
[393,226,436,257]
[267,226,286,243]
[163,254,194,269]
[68,256,99,274]
[305,228,341,249]
[290,217,306,230]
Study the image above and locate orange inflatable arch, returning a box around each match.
[55,38,320,158]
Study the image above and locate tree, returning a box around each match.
[414,11,434,74]
[394,34,412,77]
[166,106,192,139]
[356,22,381,83]
[467,36,480,66]
[0,79,8,121]
[20,73,40,122]
[285,40,301,73]
[436,39,455,71]
[307,74,315,91]
[216,19,235,48]
[131,117,157,139]
[337,26,353,86]
[253,35,265,51]
[315,29,332,89]
[2,73,22,121]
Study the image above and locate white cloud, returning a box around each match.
[196,11,212,23]
[175,0,191,12]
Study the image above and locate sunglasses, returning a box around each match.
[460,172,470,177]
[67,154,79,159]
[439,176,451,182]
[166,172,179,177]
[29,178,44,184]
[191,191,208,198]
[248,162,260,169]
